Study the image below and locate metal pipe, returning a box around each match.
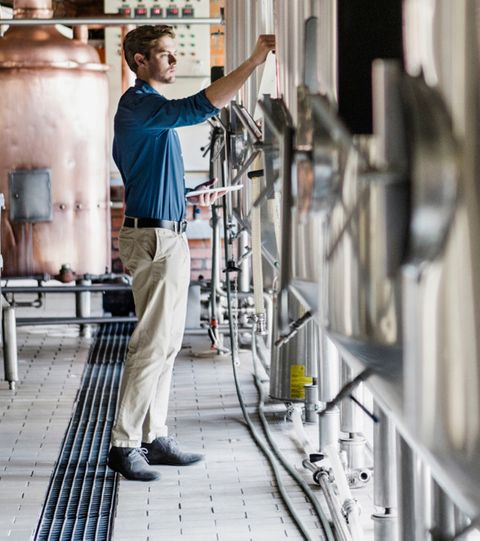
[76,278,92,338]
[431,480,456,540]
[73,25,88,43]
[397,434,431,541]
[397,434,417,541]
[372,403,398,541]
[304,382,318,423]
[16,316,136,326]
[319,407,340,451]
[2,284,131,293]
[374,404,397,509]
[0,17,222,26]
[318,334,340,452]
[316,469,352,541]
[274,310,313,347]
[2,302,18,390]
[340,360,363,433]
[454,506,471,535]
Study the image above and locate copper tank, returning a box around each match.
[0,0,110,276]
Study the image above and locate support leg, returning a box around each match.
[2,300,18,390]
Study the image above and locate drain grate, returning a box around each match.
[35,322,134,541]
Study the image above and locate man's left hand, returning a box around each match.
[187,178,228,207]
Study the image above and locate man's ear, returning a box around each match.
[133,52,145,69]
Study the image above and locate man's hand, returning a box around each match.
[187,178,228,207]
[249,34,276,67]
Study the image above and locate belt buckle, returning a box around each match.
[180,220,187,233]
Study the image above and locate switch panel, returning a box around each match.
[104,0,210,78]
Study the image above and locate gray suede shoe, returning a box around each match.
[108,446,161,481]
[141,436,204,466]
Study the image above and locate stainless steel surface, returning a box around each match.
[340,361,363,434]
[372,512,398,541]
[2,302,18,389]
[318,408,339,452]
[317,470,352,541]
[269,295,318,402]
[0,17,222,25]
[304,383,318,423]
[397,434,432,541]
[326,60,408,379]
[0,0,110,277]
[339,436,367,472]
[75,278,91,338]
[373,404,397,510]
[401,0,480,519]
[397,435,418,541]
[432,480,456,540]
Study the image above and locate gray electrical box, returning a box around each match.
[8,169,53,223]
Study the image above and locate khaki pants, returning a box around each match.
[111,226,190,447]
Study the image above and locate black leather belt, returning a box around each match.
[123,217,188,233]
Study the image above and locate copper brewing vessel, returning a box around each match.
[0,4,110,276]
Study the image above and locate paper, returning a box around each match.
[185,184,243,198]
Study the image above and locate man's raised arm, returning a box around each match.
[204,34,275,109]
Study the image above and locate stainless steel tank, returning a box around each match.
[402,0,480,517]
[0,0,110,276]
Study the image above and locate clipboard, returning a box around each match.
[185,184,243,198]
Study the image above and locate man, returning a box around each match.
[107,25,275,481]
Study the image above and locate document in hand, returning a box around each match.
[185,185,243,198]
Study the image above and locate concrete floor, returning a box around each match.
[0,292,375,540]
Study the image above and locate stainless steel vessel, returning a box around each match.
[0,0,110,276]
[402,0,480,518]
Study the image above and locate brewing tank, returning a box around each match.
[0,0,110,277]
[402,0,480,517]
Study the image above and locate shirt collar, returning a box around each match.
[134,78,159,95]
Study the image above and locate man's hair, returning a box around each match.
[123,25,176,73]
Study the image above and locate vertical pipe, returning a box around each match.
[397,435,431,541]
[76,277,92,338]
[2,303,18,390]
[374,405,397,509]
[340,360,364,433]
[318,336,340,451]
[454,506,470,535]
[238,230,250,293]
[73,25,88,44]
[304,382,318,423]
[431,480,456,540]
[339,360,367,477]
[372,404,398,541]
[397,435,417,541]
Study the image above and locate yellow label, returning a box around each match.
[290,364,313,400]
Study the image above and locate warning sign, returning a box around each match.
[290,365,313,400]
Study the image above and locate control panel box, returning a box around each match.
[104,0,210,77]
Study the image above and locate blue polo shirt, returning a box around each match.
[113,79,219,221]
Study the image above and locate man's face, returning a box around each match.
[143,36,177,84]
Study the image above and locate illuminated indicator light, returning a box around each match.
[182,7,194,16]
[119,6,131,15]
[166,7,179,16]
[135,7,147,16]
[151,6,162,15]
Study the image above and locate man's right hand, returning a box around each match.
[249,34,276,66]
[204,34,276,109]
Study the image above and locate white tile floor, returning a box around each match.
[0,316,376,540]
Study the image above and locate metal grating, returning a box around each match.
[35,323,134,541]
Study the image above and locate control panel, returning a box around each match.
[104,0,210,77]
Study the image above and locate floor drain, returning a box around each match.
[35,323,133,541]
